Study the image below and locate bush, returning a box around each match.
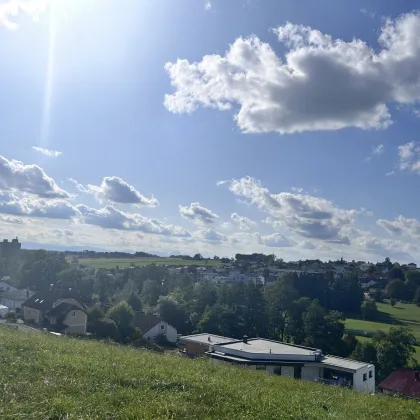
[5,312,17,323]
[93,318,118,339]
[390,298,397,307]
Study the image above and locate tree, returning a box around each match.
[107,301,134,330]
[193,253,203,261]
[284,297,311,344]
[197,304,238,337]
[406,270,420,301]
[386,279,405,300]
[386,267,405,282]
[155,296,189,334]
[375,327,416,380]
[86,306,105,332]
[93,318,117,339]
[351,341,377,365]
[127,291,143,312]
[361,301,378,321]
[390,298,397,307]
[414,286,420,306]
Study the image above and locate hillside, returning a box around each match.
[1,329,420,420]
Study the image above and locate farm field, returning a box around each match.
[2,327,420,419]
[75,257,223,269]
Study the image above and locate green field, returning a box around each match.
[75,257,223,269]
[346,301,420,363]
[1,328,420,419]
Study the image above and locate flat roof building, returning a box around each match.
[202,336,375,394]
[178,333,236,358]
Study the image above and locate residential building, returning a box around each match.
[0,280,17,293]
[205,336,375,393]
[133,312,177,343]
[378,370,420,399]
[0,238,21,259]
[0,288,33,310]
[407,263,417,271]
[178,333,235,357]
[22,288,87,335]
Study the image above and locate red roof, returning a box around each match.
[378,370,420,398]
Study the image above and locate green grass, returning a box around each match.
[377,302,420,323]
[75,257,223,269]
[2,328,420,419]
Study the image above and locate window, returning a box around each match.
[363,373,367,381]
[160,324,165,330]
[256,365,266,371]
[369,370,373,378]
[71,311,76,316]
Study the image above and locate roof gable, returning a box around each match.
[379,370,420,397]
[23,289,84,311]
[132,312,164,333]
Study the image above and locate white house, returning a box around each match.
[205,337,375,394]
[0,281,17,293]
[133,312,177,343]
[0,289,33,310]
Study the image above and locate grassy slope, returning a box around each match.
[76,257,222,269]
[346,302,420,363]
[1,329,420,420]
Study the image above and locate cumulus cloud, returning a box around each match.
[32,146,62,158]
[260,232,293,247]
[397,142,420,173]
[164,12,420,134]
[230,212,256,230]
[0,154,70,198]
[85,176,158,206]
[0,0,46,30]
[204,1,211,10]
[76,204,190,237]
[179,202,219,225]
[195,228,227,243]
[377,215,420,239]
[225,176,356,242]
[0,192,79,220]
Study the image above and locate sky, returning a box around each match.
[1,0,420,262]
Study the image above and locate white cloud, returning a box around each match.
[84,176,158,206]
[373,144,384,155]
[0,154,70,198]
[226,176,357,242]
[0,192,79,220]
[32,146,62,158]
[76,204,191,237]
[164,12,420,134]
[230,212,256,230]
[260,232,293,248]
[377,215,420,239]
[397,142,420,173]
[195,228,227,243]
[204,1,211,10]
[179,202,219,225]
[0,0,47,30]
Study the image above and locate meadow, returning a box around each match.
[76,257,223,269]
[1,327,420,419]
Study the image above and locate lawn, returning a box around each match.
[1,327,420,419]
[377,301,420,323]
[75,257,223,269]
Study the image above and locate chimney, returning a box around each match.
[208,336,211,342]
[415,371,420,381]
[243,335,248,344]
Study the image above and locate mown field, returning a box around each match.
[76,257,223,269]
[1,328,420,420]
[346,301,420,362]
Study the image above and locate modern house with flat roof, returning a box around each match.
[178,333,236,357]
[204,336,375,393]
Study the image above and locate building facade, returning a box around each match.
[0,238,21,259]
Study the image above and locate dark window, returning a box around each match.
[256,365,266,371]
[369,370,373,378]
[161,324,165,330]
[363,373,367,381]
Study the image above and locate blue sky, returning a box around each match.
[1,0,420,262]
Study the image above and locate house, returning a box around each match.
[133,312,177,343]
[0,288,33,310]
[407,263,417,271]
[0,280,17,293]
[22,288,87,335]
[378,370,420,399]
[205,336,375,394]
[48,302,87,335]
[178,333,235,357]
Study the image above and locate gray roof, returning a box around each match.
[320,355,372,371]
[0,289,32,301]
[217,339,319,357]
[179,333,235,345]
